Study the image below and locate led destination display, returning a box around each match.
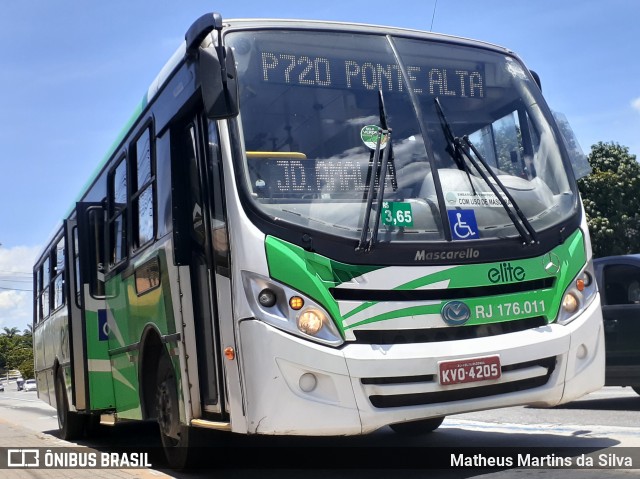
[261,51,485,98]
[249,157,397,197]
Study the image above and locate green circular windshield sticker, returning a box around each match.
[361,125,388,150]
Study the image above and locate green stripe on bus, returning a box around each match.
[266,229,586,331]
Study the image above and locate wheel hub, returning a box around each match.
[157,379,180,439]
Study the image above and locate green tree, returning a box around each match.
[0,328,34,379]
[23,324,33,337]
[2,327,19,339]
[578,141,640,257]
[16,357,34,380]
[6,346,33,378]
[0,333,20,371]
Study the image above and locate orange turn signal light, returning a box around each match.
[289,296,304,310]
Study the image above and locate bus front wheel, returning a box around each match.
[389,416,445,435]
[55,369,84,440]
[156,352,196,469]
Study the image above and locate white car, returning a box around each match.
[23,379,37,392]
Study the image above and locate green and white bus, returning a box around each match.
[33,12,604,468]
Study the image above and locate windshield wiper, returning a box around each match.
[461,135,537,245]
[356,89,394,253]
[434,98,537,246]
[434,98,477,196]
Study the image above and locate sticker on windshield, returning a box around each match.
[445,191,512,208]
[381,201,413,227]
[448,209,479,240]
[505,57,527,80]
[361,125,388,150]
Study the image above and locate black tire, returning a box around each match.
[55,369,85,440]
[156,352,198,469]
[632,386,640,396]
[389,416,445,435]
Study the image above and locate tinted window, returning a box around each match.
[602,263,640,305]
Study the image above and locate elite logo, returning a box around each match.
[488,262,525,283]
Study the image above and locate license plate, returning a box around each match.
[438,355,501,386]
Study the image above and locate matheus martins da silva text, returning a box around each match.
[451,453,634,468]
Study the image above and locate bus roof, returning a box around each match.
[222,17,513,55]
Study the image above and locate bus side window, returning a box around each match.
[186,123,206,246]
[132,127,156,251]
[34,239,66,322]
[35,265,45,323]
[53,237,65,310]
[88,209,106,297]
[41,256,51,319]
[108,156,128,267]
[207,119,230,276]
[72,227,81,306]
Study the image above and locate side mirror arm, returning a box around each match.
[185,12,239,119]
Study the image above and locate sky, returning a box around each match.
[1,0,639,331]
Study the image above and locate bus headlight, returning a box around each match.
[297,308,325,336]
[242,271,344,347]
[561,293,578,314]
[557,260,598,325]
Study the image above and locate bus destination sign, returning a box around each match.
[260,52,485,98]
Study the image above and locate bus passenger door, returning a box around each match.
[172,115,227,416]
[66,203,116,412]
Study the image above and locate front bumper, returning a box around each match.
[237,294,604,435]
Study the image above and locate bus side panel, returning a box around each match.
[33,307,70,407]
[48,307,70,406]
[104,269,140,418]
[83,304,116,410]
[33,318,52,404]
[106,248,176,420]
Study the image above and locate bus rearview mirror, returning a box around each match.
[530,70,542,91]
[199,46,239,119]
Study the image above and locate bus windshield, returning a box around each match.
[227,29,576,243]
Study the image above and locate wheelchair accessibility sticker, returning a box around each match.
[448,209,479,240]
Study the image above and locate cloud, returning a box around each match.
[0,245,40,331]
[0,245,39,271]
[0,290,29,326]
[632,97,640,112]
[0,290,26,309]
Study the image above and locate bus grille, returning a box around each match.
[331,278,554,302]
[363,356,556,409]
[352,316,547,344]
